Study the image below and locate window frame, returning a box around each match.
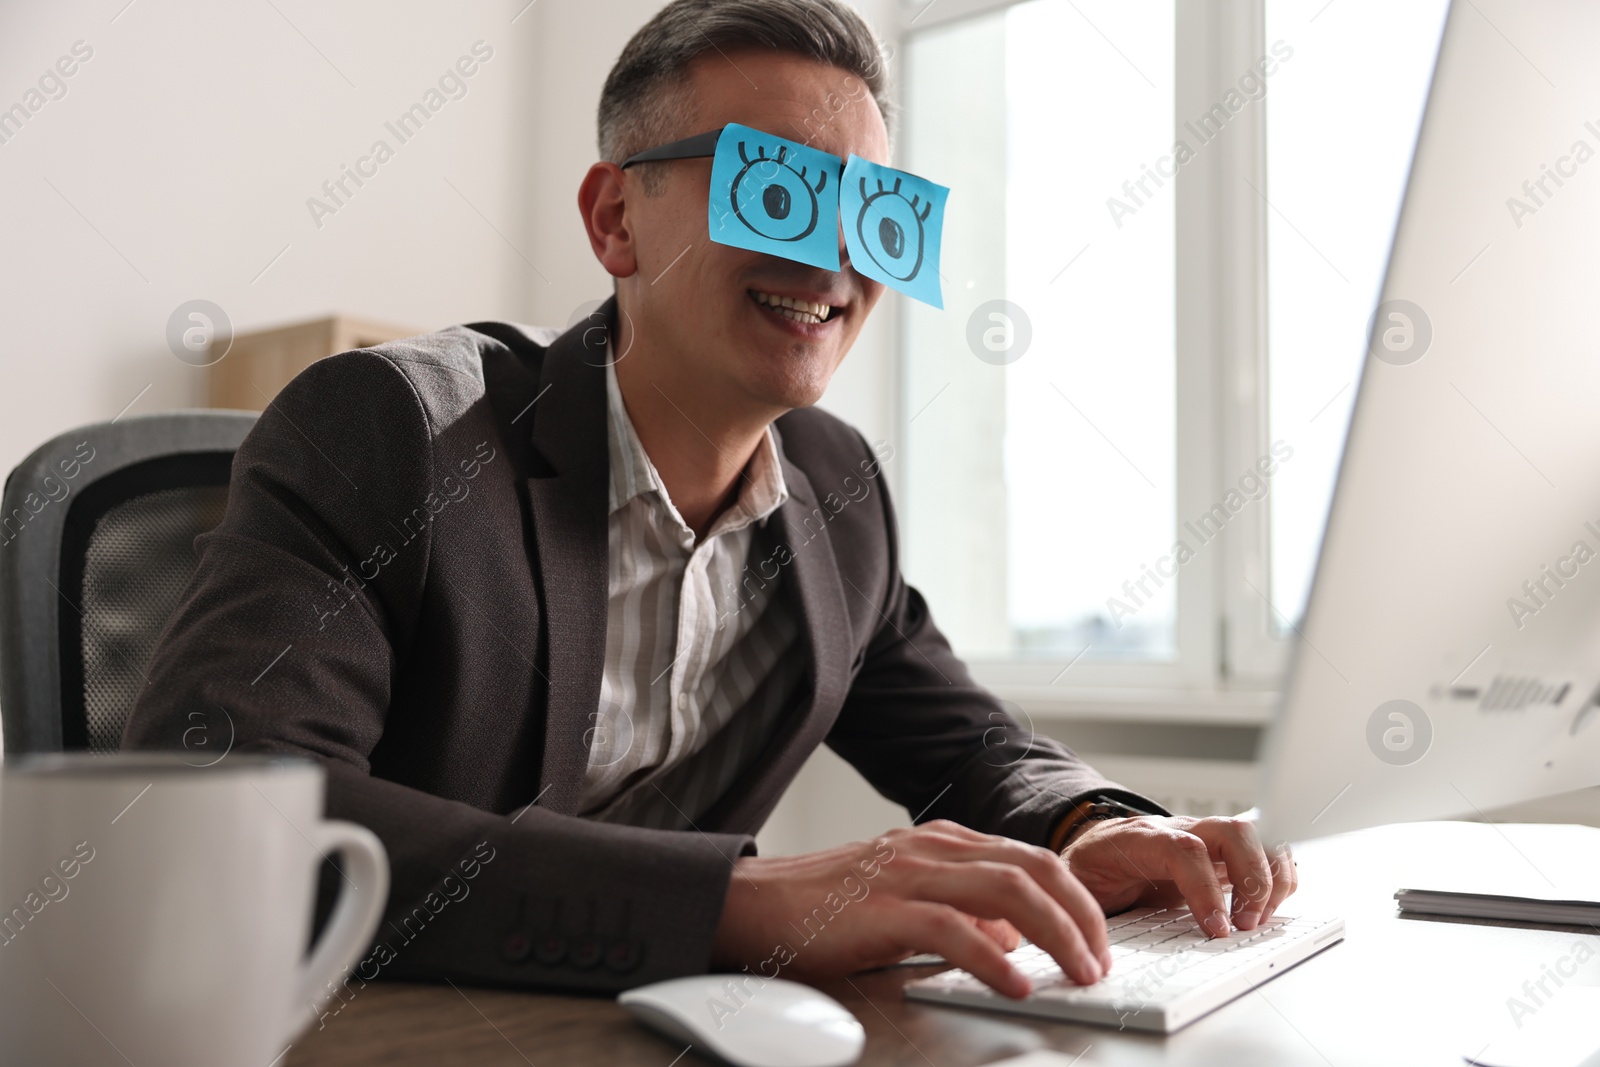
[892,0,1290,719]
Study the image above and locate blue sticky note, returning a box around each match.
[706,123,841,271]
[840,156,947,309]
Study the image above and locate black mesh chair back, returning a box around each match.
[0,411,257,754]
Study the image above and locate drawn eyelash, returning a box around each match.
[737,141,830,192]
[739,142,789,166]
[862,176,933,221]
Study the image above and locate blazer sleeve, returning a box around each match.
[120,350,750,997]
[824,437,1169,848]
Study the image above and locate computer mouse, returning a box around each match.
[618,975,865,1067]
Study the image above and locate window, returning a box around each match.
[901,0,1177,665]
[895,0,1450,707]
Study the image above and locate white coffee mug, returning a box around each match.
[0,752,389,1066]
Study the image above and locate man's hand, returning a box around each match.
[1062,814,1297,938]
[710,820,1110,999]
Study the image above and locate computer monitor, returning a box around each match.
[1257,0,1600,846]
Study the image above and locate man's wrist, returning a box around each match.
[1050,793,1160,854]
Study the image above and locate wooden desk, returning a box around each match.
[287,822,1600,1067]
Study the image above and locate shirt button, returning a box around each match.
[676,692,689,712]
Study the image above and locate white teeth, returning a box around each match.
[752,290,832,323]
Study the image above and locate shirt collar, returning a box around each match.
[603,348,789,537]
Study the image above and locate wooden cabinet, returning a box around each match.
[207,316,417,411]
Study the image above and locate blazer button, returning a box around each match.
[605,939,644,973]
[534,932,566,966]
[500,931,533,964]
[570,933,604,970]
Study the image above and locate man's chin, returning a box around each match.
[739,361,835,414]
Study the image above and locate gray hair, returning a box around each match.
[598,0,894,195]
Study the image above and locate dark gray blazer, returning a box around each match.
[121,299,1158,994]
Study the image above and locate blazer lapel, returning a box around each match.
[519,311,857,826]
[698,445,855,832]
[524,300,613,816]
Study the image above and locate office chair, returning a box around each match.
[0,410,257,755]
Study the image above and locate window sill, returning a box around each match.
[984,684,1277,726]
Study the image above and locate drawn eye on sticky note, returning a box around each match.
[841,155,948,309]
[707,123,842,271]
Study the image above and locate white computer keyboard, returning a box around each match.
[904,904,1345,1033]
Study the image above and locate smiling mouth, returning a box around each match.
[749,289,837,325]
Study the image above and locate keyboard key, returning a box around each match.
[1141,941,1192,955]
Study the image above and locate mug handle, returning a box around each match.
[291,820,390,1029]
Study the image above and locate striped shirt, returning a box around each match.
[576,356,804,828]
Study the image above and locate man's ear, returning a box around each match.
[578,162,638,279]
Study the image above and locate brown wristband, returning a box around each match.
[1049,797,1101,854]
[1051,794,1160,854]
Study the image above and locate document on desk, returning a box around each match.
[1388,822,1600,926]
[1395,888,1600,926]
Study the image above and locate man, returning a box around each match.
[124,0,1295,1000]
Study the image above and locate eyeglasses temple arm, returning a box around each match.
[618,127,726,169]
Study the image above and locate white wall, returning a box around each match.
[2,1,539,456]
